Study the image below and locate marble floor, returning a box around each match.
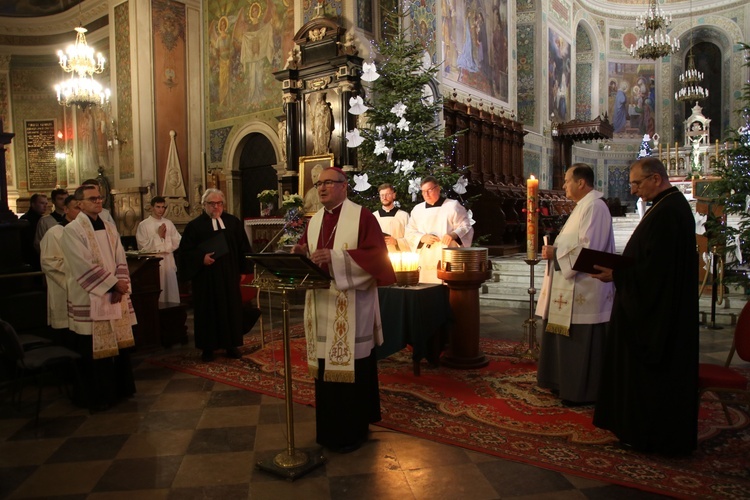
[0,298,745,499]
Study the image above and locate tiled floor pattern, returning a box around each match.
[0,299,745,499]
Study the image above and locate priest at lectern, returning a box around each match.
[292,166,395,454]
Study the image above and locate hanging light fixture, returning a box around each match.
[629,0,680,60]
[675,1,708,104]
[54,25,110,109]
[675,53,708,103]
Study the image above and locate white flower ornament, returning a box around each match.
[408,177,422,201]
[374,140,389,156]
[391,102,407,118]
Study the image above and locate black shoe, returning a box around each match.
[226,347,242,359]
[201,349,214,362]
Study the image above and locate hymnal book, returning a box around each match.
[573,247,633,274]
[198,232,230,259]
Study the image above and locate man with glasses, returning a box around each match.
[591,157,698,455]
[405,176,474,283]
[292,167,395,453]
[61,184,136,410]
[535,163,615,406]
[373,183,410,252]
[178,188,250,362]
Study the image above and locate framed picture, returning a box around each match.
[299,154,334,216]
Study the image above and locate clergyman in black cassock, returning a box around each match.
[178,189,251,361]
[591,157,698,455]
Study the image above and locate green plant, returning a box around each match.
[704,42,750,289]
[346,9,469,213]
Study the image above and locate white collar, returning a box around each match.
[211,217,226,231]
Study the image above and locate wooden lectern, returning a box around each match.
[246,253,330,480]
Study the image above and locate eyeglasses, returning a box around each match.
[83,196,104,202]
[205,201,224,207]
[629,174,655,187]
[421,185,438,195]
[314,180,345,189]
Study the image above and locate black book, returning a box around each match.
[573,247,633,274]
[198,231,230,259]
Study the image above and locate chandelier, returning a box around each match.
[54,26,110,109]
[629,0,680,60]
[675,52,708,103]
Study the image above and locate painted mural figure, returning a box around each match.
[239,1,275,103]
[613,80,629,133]
[214,16,232,107]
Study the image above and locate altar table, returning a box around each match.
[376,283,452,375]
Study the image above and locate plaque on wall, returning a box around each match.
[25,119,57,190]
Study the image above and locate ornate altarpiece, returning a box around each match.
[273,18,363,195]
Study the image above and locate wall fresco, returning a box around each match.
[442,0,509,102]
[548,27,571,121]
[608,61,655,139]
[206,0,295,123]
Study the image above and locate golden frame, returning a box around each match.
[299,154,334,216]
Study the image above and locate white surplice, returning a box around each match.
[404,198,474,283]
[373,208,410,252]
[39,225,69,329]
[136,215,182,304]
[536,190,615,325]
[61,212,136,357]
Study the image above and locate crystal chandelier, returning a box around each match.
[54,26,110,109]
[629,0,680,60]
[675,52,708,103]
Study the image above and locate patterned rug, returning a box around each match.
[149,327,750,499]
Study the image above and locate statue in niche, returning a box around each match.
[310,92,332,155]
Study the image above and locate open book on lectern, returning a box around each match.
[246,253,332,283]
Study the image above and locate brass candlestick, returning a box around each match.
[514,259,541,362]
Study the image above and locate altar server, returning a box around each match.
[40,195,80,330]
[136,196,181,304]
[404,176,473,283]
[536,163,615,405]
[373,182,410,252]
[292,166,395,453]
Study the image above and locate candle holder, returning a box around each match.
[514,258,541,362]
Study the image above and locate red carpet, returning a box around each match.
[149,327,750,498]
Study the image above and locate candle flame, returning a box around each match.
[530,175,536,180]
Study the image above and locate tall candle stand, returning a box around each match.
[514,258,541,362]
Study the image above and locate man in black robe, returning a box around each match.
[591,157,698,455]
[178,188,251,361]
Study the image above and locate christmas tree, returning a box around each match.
[346,10,468,213]
[704,42,750,289]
